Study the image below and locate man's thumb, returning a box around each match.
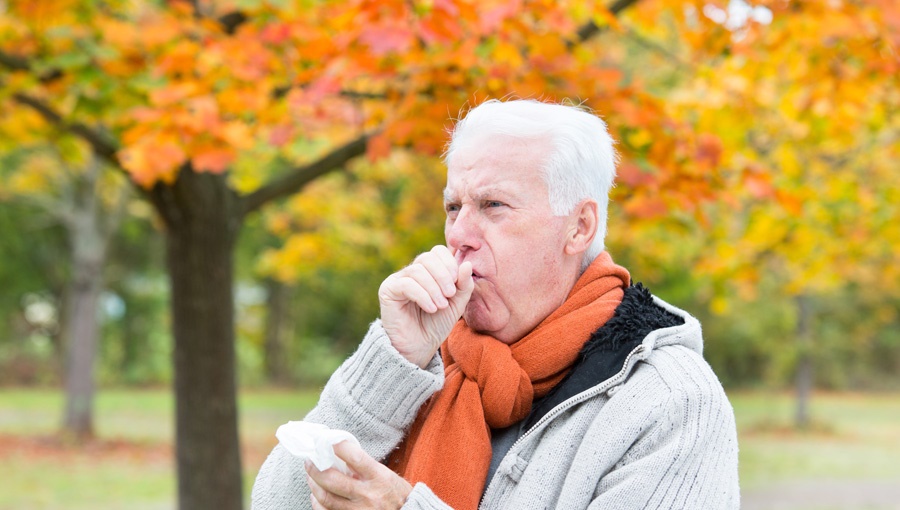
[456,261,475,301]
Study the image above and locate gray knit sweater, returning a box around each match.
[251,294,740,509]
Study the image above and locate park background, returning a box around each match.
[0,0,898,509]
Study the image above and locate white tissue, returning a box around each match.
[275,421,360,475]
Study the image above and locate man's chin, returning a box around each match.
[462,304,505,339]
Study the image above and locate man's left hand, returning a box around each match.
[306,440,413,510]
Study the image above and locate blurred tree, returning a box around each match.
[261,277,293,384]
[651,0,900,427]
[252,151,448,381]
[0,135,129,439]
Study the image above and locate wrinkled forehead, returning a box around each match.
[447,133,552,170]
[443,136,553,201]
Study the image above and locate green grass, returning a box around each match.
[0,387,320,510]
[729,391,900,490]
[0,388,898,509]
[1,453,173,510]
[0,387,320,442]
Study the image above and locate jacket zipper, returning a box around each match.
[479,343,646,507]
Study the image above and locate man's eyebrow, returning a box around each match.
[443,186,515,203]
[473,187,513,201]
[443,188,456,202]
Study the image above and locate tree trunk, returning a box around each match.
[263,278,293,384]
[62,254,103,439]
[157,171,243,510]
[61,156,108,440]
[120,302,139,380]
[794,294,813,430]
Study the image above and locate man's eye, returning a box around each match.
[486,201,504,208]
[446,204,460,213]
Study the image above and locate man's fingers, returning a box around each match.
[448,261,475,317]
[307,475,346,510]
[379,273,435,313]
[307,475,338,510]
[329,441,414,507]
[380,247,465,314]
[305,460,357,500]
[402,264,449,309]
[456,261,475,298]
[391,276,441,313]
[332,440,382,480]
[417,248,458,298]
[431,245,461,292]
[382,262,459,313]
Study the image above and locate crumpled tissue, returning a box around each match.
[275,421,360,475]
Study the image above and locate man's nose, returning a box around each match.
[445,206,482,255]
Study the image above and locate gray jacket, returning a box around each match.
[252,289,740,509]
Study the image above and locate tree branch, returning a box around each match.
[218,11,249,35]
[240,134,370,216]
[276,0,642,103]
[11,92,121,166]
[0,49,28,72]
[5,90,158,209]
[623,24,693,70]
[572,0,643,46]
[0,49,63,83]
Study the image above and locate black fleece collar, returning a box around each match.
[523,283,684,430]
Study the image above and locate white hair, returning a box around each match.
[444,99,618,271]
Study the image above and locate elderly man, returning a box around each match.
[252,99,740,509]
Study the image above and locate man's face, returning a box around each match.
[444,137,581,344]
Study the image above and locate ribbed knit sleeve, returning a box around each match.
[251,320,445,510]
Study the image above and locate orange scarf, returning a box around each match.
[387,252,630,509]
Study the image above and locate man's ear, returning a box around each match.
[564,200,598,256]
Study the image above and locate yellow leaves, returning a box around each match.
[96,16,140,50]
[366,133,392,162]
[0,106,48,148]
[118,65,257,184]
[623,193,668,219]
[218,38,275,82]
[120,115,251,185]
[590,8,622,33]
[709,296,730,316]
[149,82,203,107]
[191,146,236,174]
[775,190,803,217]
[617,162,656,188]
[418,4,464,44]
[258,233,327,283]
[119,133,186,187]
[2,0,893,316]
[156,40,203,77]
[695,133,723,170]
[255,150,445,282]
[7,0,79,28]
[7,153,57,195]
[359,23,416,55]
[741,166,775,200]
[527,32,567,61]
[219,121,254,150]
[625,129,652,150]
[135,11,187,49]
[218,87,269,116]
[492,40,524,68]
[744,210,790,251]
